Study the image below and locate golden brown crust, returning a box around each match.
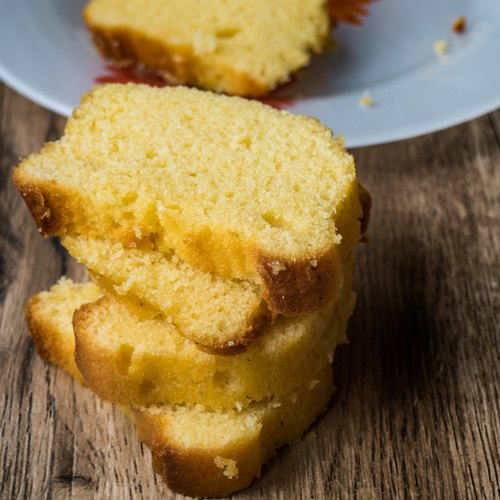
[13,168,90,239]
[72,298,108,391]
[84,21,268,97]
[256,248,344,316]
[12,175,64,237]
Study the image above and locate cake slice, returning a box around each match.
[134,369,332,497]
[26,279,335,497]
[14,84,362,315]
[61,236,269,354]
[83,0,330,96]
[72,258,353,409]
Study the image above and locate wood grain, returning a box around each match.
[0,83,499,499]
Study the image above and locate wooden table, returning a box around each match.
[1,83,498,499]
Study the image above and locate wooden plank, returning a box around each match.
[0,84,498,499]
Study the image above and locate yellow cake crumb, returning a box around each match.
[268,261,287,275]
[359,90,373,107]
[214,456,239,479]
[434,39,449,55]
[132,226,142,239]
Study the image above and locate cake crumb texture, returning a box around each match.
[214,456,239,479]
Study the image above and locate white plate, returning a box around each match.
[0,0,499,147]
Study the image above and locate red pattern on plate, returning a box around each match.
[93,2,374,108]
[95,66,296,109]
[328,0,374,25]
[95,65,168,87]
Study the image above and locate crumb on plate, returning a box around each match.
[452,16,467,34]
[434,39,449,55]
[359,90,373,107]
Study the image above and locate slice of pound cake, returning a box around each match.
[134,368,333,497]
[14,84,362,316]
[26,279,335,497]
[83,0,330,96]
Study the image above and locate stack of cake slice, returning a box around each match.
[14,84,368,497]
